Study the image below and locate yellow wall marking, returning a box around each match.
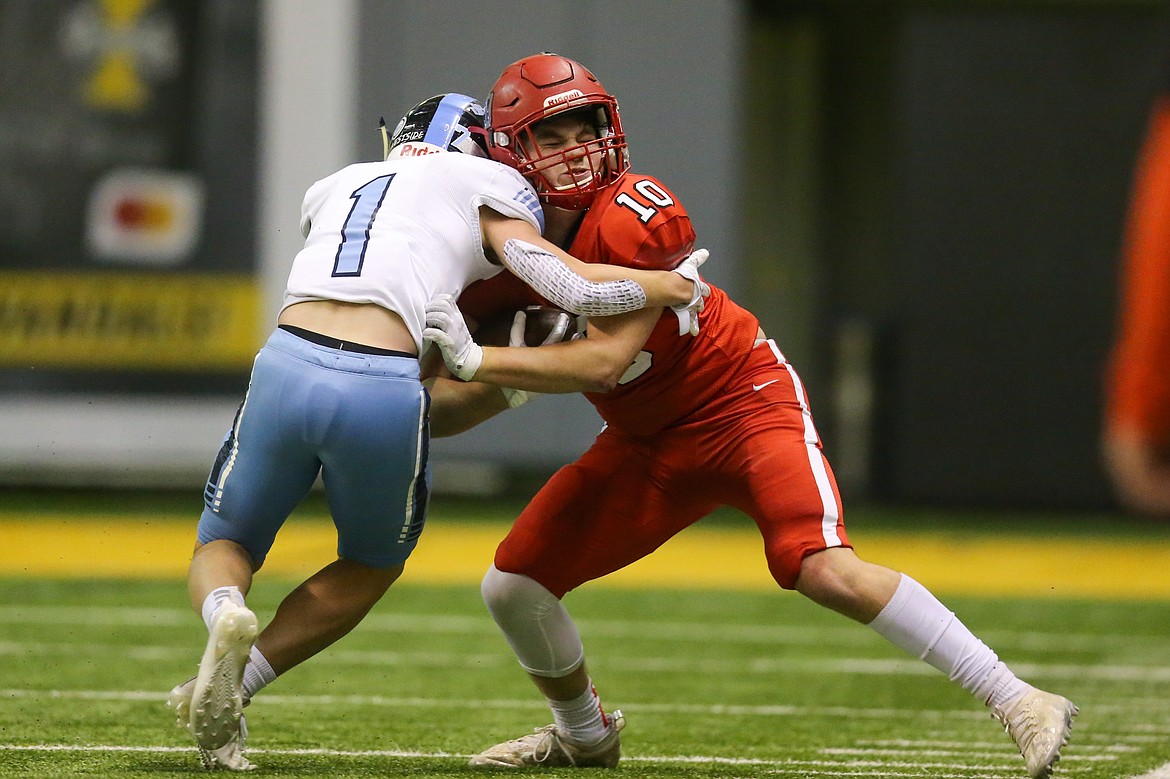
[0,515,1164,600]
[0,272,260,370]
[85,0,156,111]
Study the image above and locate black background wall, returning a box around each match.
[746,0,1170,509]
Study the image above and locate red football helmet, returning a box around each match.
[486,53,630,209]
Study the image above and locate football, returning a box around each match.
[473,305,579,347]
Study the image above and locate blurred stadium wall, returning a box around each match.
[0,0,1165,510]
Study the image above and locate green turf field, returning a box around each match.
[1,491,1168,778]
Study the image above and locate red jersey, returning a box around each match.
[1106,96,1170,447]
[461,172,762,436]
[485,174,849,595]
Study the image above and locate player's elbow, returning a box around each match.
[577,374,617,394]
[582,357,629,393]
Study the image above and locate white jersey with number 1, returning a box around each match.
[282,152,544,353]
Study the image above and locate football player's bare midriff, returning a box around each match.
[278,299,417,355]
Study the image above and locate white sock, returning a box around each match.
[242,644,276,703]
[550,680,609,745]
[867,574,1030,709]
[201,585,246,631]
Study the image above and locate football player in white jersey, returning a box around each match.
[166,93,708,771]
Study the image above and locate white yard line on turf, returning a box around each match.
[0,744,1025,777]
[0,687,984,719]
[4,638,1170,683]
[0,604,1159,653]
[1,686,1168,732]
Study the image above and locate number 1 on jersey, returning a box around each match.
[333,174,395,277]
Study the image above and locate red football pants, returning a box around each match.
[494,340,851,597]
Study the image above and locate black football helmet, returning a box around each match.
[383,93,489,160]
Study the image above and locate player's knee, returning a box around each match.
[481,564,523,614]
[481,565,556,623]
[367,561,405,592]
[796,548,901,622]
[192,537,262,574]
[335,559,403,607]
[795,548,863,603]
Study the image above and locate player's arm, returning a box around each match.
[1102,429,1170,517]
[425,292,657,393]
[479,309,657,394]
[479,207,705,313]
[425,375,510,437]
[419,346,508,437]
[422,308,579,433]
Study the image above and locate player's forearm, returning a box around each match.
[503,239,699,315]
[475,341,626,394]
[425,376,510,437]
[484,213,699,311]
[575,262,692,308]
[645,267,693,307]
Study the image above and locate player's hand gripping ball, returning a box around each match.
[471,306,578,410]
[474,306,579,347]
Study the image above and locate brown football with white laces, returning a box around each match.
[473,305,579,347]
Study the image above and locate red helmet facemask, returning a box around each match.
[486,53,630,210]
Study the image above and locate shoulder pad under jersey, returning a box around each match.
[592,174,696,270]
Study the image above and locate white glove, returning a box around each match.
[499,307,571,408]
[423,294,483,380]
[670,248,711,336]
[515,305,573,346]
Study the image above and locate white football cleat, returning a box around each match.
[198,713,254,772]
[189,602,258,753]
[993,689,1078,779]
[469,710,625,768]
[168,676,255,771]
[168,677,197,732]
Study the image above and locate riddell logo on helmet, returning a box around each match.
[543,89,585,109]
[398,143,441,156]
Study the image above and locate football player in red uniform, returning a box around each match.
[1103,75,1170,518]
[424,54,1077,779]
